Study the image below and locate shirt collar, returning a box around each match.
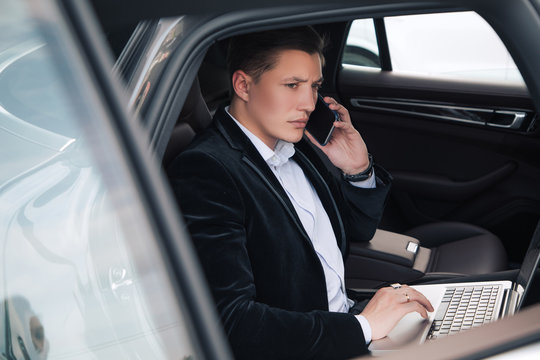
[225,106,295,167]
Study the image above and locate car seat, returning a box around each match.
[162,76,212,169]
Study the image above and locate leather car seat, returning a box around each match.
[404,222,507,274]
[166,76,508,279]
[162,76,212,169]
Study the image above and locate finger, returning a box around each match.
[411,301,430,319]
[407,288,434,312]
[329,104,350,123]
[400,286,434,312]
[331,120,358,136]
[400,301,429,319]
[322,96,337,106]
[323,96,351,123]
[331,120,350,129]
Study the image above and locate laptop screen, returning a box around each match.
[515,219,540,310]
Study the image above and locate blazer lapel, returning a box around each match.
[214,106,347,255]
[213,107,311,241]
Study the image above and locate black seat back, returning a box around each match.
[163,76,212,168]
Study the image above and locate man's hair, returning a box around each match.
[227,26,326,82]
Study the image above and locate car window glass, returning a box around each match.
[343,18,380,68]
[0,1,199,359]
[344,12,525,86]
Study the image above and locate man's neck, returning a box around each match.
[229,99,278,149]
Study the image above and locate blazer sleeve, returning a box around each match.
[338,164,393,243]
[168,150,370,360]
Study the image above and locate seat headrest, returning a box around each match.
[163,77,212,168]
[179,76,212,132]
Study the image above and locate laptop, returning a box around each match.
[369,220,540,353]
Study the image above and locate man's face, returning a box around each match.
[243,49,323,149]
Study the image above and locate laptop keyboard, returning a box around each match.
[427,285,501,340]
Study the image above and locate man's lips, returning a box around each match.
[289,118,309,127]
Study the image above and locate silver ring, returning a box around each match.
[390,283,402,289]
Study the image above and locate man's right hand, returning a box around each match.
[361,284,434,340]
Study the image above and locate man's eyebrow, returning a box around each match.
[283,76,324,83]
[283,76,308,83]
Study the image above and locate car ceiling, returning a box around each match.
[88,0,540,29]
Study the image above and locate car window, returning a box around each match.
[0,1,199,359]
[343,12,525,86]
[342,18,380,68]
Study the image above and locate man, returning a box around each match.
[168,26,433,359]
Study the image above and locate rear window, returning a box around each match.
[343,12,525,86]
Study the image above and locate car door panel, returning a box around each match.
[337,67,540,262]
[391,161,517,202]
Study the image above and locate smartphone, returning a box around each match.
[306,94,340,146]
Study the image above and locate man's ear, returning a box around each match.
[231,70,252,102]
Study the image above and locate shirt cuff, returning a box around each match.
[355,314,372,345]
[348,169,376,189]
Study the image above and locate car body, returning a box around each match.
[1,0,540,359]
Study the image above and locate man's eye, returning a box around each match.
[286,83,298,89]
[312,83,322,90]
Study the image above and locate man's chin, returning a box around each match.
[282,131,305,144]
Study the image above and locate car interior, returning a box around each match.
[83,0,540,357]
[141,20,538,290]
[100,5,540,291]
[5,1,540,359]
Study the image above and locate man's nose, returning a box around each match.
[299,88,316,113]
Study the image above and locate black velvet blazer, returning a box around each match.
[168,106,392,360]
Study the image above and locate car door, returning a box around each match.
[0,0,231,359]
[328,11,540,265]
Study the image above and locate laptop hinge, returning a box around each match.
[502,288,521,317]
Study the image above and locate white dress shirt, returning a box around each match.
[226,108,374,343]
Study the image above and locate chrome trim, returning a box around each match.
[406,241,418,254]
[488,110,527,129]
[350,98,490,125]
[351,98,492,113]
[350,98,529,130]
